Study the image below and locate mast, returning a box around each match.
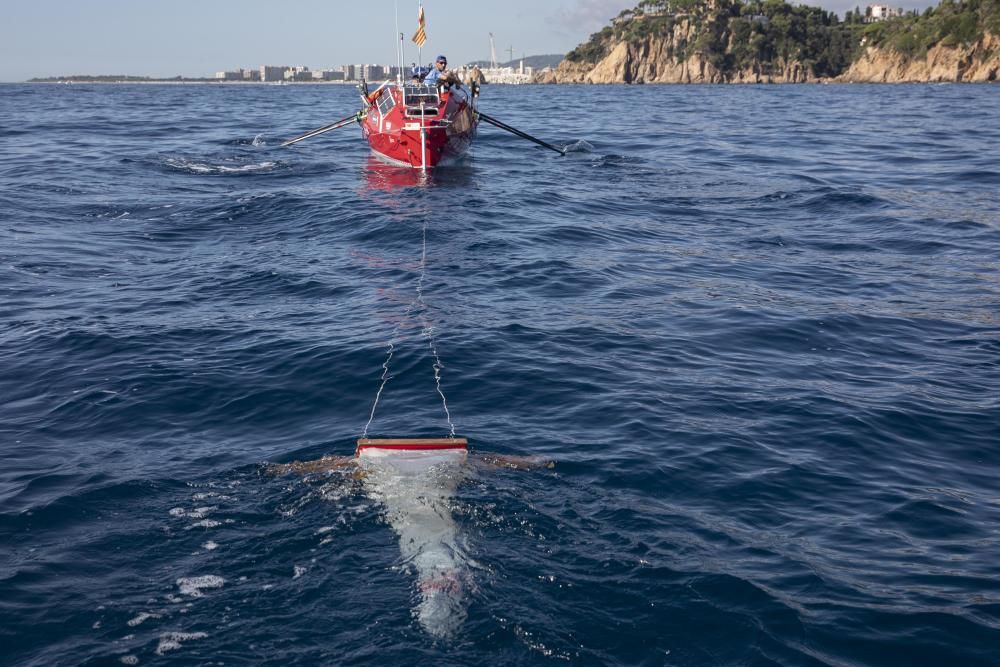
[400,31,405,84]
[489,33,497,69]
[395,1,403,84]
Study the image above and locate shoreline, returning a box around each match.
[21,79,362,85]
[11,79,991,86]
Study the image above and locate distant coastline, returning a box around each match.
[26,76,359,85]
[27,80,361,85]
[25,55,566,86]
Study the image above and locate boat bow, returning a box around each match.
[361,82,478,170]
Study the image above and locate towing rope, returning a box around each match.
[362,220,456,438]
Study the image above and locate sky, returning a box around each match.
[0,0,937,82]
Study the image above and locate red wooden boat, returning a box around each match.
[360,81,478,170]
[282,78,562,165]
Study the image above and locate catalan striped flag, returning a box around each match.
[412,6,427,47]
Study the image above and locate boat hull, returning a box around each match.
[361,83,477,169]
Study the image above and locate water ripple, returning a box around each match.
[1,82,998,666]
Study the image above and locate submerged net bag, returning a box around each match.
[449,105,475,135]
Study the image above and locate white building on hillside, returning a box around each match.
[866,4,904,21]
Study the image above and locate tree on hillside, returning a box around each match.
[562,0,995,74]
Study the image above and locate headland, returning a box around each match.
[537,0,999,83]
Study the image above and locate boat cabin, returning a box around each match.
[374,83,461,121]
[401,84,441,116]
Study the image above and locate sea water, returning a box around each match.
[1,82,998,665]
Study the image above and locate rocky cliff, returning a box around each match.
[536,29,811,84]
[537,32,1000,83]
[839,32,999,82]
[536,0,1000,84]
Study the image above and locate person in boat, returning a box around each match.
[422,54,448,86]
[410,64,427,84]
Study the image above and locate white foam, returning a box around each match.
[187,519,221,529]
[163,157,277,175]
[176,575,224,597]
[201,541,219,551]
[126,612,161,627]
[192,492,234,501]
[218,161,276,173]
[564,139,594,153]
[171,506,217,519]
[189,506,217,518]
[163,158,278,174]
[155,631,207,655]
[164,158,213,174]
[293,565,307,579]
[119,655,139,665]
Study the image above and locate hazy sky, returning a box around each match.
[1,0,936,81]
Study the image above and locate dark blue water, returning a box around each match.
[1,82,999,666]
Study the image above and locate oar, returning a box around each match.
[477,111,565,156]
[281,111,363,147]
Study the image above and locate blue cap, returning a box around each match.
[436,55,447,63]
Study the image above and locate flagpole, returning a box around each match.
[395,0,402,84]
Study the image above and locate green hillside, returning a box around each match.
[563,0,998,78]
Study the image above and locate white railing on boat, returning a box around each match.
[402,85,440,117]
